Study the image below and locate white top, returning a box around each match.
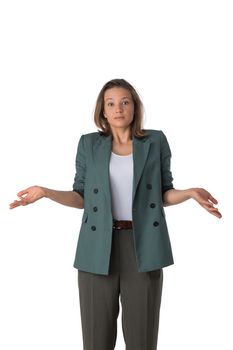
[109,151,133,220]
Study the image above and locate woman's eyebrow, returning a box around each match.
[105,96,131,101]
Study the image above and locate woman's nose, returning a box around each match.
[116,103,123,112]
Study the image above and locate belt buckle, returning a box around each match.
[113,220,121,230]
[113,224,121,230]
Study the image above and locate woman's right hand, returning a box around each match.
[9,186,46,209]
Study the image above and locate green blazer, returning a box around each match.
[73,129,174,275]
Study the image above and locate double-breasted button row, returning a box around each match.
[146,182,156,209]
[92,188,99,229]
[93,190,98,210]
[91,185,160,229]
[147,184,159,226]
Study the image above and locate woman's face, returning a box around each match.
[103,87,135,132]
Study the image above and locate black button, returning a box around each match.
[150,203,156,208]
[146,184,152,190]
[133,207,136,211]
[91,226,96,231]
[93,188,98,194]
[93,206,98,212]
[153,221,159,227]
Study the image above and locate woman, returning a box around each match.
[10,78,222,350]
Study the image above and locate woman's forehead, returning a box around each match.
[104,87,132,100]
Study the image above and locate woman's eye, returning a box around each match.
[106,101,129,107]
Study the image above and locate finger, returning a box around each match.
[210,210,222,219]
[11,199,28,206]
[10,200,19,205]
[201,201,214,208]
[208,195,218,204]
[206,204,219,211]
[17,189,29,198]
[207,207,222,217]
[203,203,218,212]
[9,200,21,209]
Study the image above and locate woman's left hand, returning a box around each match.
[190,188,222,219]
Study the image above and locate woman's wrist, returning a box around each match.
[188,187,201,200]
[39,186,49,198]
[187,188,196,199]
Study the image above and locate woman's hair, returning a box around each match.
[94,78,146,138]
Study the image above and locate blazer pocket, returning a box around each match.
[81,211,88,223]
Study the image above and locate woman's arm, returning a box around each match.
[9,186,84,209]
[43,187,84,208]
[163,187,222,219]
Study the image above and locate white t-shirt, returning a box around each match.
[109,151,133,220]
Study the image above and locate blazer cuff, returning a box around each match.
[162,185,174,195]
[73,189,84,199]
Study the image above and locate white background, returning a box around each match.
[1,0,232,349]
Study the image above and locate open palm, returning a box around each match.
[9,186,45,209]
[192,187,222,218]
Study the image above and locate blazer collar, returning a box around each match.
[93,132,151,212]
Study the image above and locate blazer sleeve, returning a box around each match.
[160,131,174,194]
[72,134,86,199]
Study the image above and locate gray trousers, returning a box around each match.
[77,228,163,350]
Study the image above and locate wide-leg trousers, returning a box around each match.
[77,227,163,350]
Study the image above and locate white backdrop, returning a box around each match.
[1,0,232,349]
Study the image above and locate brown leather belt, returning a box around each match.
[113,219,133,230]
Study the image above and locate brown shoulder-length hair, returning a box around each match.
[94,79,147,138]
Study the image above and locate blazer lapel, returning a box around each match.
[93,132,151,214]
[132,134,151,201]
